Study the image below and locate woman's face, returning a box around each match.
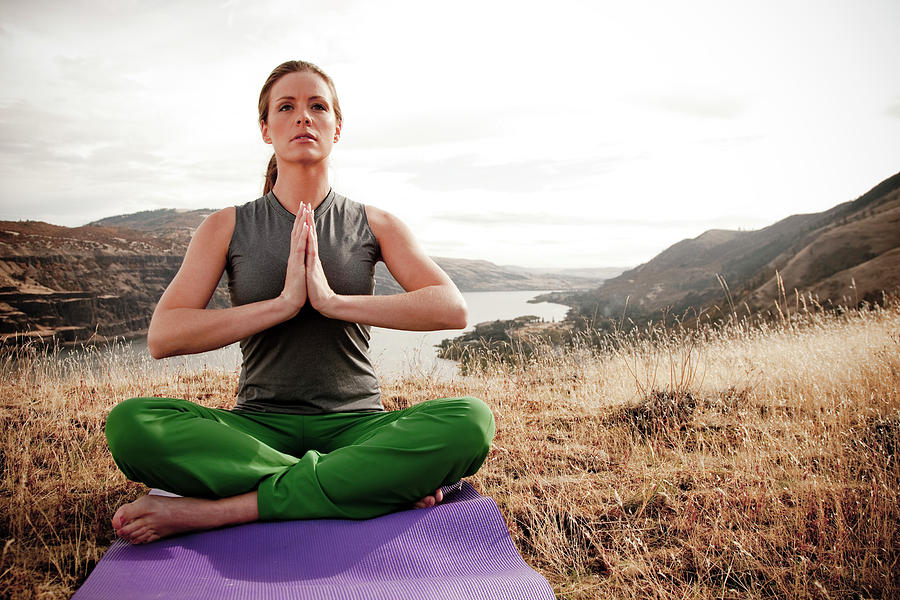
[260,71,341,166]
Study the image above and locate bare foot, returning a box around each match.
[112,492,257,544]
[413,488,443,509]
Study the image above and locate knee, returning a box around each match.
[442,396,495,461]
[105,397,170,461]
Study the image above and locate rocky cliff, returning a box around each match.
[0,222,196,345]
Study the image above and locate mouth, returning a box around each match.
[291,133,317,142]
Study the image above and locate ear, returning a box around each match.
[333,121,342,143]
[260,120,272,144]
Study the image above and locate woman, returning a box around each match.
[105,60,495,545]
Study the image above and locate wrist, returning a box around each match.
[316,292,342,319]
[274,292,304,320]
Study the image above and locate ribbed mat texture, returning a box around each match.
[73,482,554,599]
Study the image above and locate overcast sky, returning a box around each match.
[1,0,899,269]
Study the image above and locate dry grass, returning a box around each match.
[1,301,898,599]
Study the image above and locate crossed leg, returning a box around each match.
[106,396,492,544]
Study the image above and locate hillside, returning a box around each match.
[551,171,900,328]
[0,210,602,345]
[89,208,217,246]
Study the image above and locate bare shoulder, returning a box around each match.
[157,207,236,311]
[174,207,236,282]
[365,204,400,233]
[364,204,413,243]
[204,206,236,226]
[188,207,236,254]
[196,207,236,240]
[364,204,450,291]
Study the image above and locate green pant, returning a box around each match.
[105,396,494,520]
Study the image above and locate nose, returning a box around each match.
[297,112,311,125]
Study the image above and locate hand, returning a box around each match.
[304,207,337,314]
[279,203,310,316]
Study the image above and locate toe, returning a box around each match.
[116,518,147,540]
[414,496,434,509]
[132,529,157,545]
[111,504,131,530]
[119,525,143,544]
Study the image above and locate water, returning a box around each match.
[96,290,570,379]
[369,290,570,378]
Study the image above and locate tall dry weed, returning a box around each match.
[0,343,238,599]
[2,301,899,599]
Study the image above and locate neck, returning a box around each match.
[271,162,331,213]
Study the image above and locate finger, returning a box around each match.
[291,204,305,240]
[299,222,310,259]
[305,206,316,245]
[434,488,444,504]
[291,213,303,254]
[305,217,318,262]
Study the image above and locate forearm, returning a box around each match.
[147,296,297,358]
[320,285,467,331]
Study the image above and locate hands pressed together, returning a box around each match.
[279,204,447,512]
[280,203,337,317]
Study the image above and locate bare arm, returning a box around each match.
[147,204,312,358]
[305,205,467,331]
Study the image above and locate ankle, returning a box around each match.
[214,492,259,527]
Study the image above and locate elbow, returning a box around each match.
[146,325,174,360]
[146,333,167,360]
[442,300,468,330]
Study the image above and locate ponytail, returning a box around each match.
[263,154,277,195]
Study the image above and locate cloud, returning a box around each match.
[54,55,148,93]
[695,134,763,148]
[0,96,263,225]
[345,111,509,149]
[0,100,163,172]
[435,211,609,227]
[887,99,900,119]
[382,153,625,193]
[433,210,773,231]
[641,94,746,119]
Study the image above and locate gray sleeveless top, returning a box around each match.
[226,189,383,414]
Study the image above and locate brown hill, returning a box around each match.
[410,258,602,293]
[557,170,900,327]
[88,209,215,246]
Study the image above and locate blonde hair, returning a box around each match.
[258,60,343,195]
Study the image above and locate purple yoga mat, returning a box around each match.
[73,482,554,600]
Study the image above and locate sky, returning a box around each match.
[1,0,899,269]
